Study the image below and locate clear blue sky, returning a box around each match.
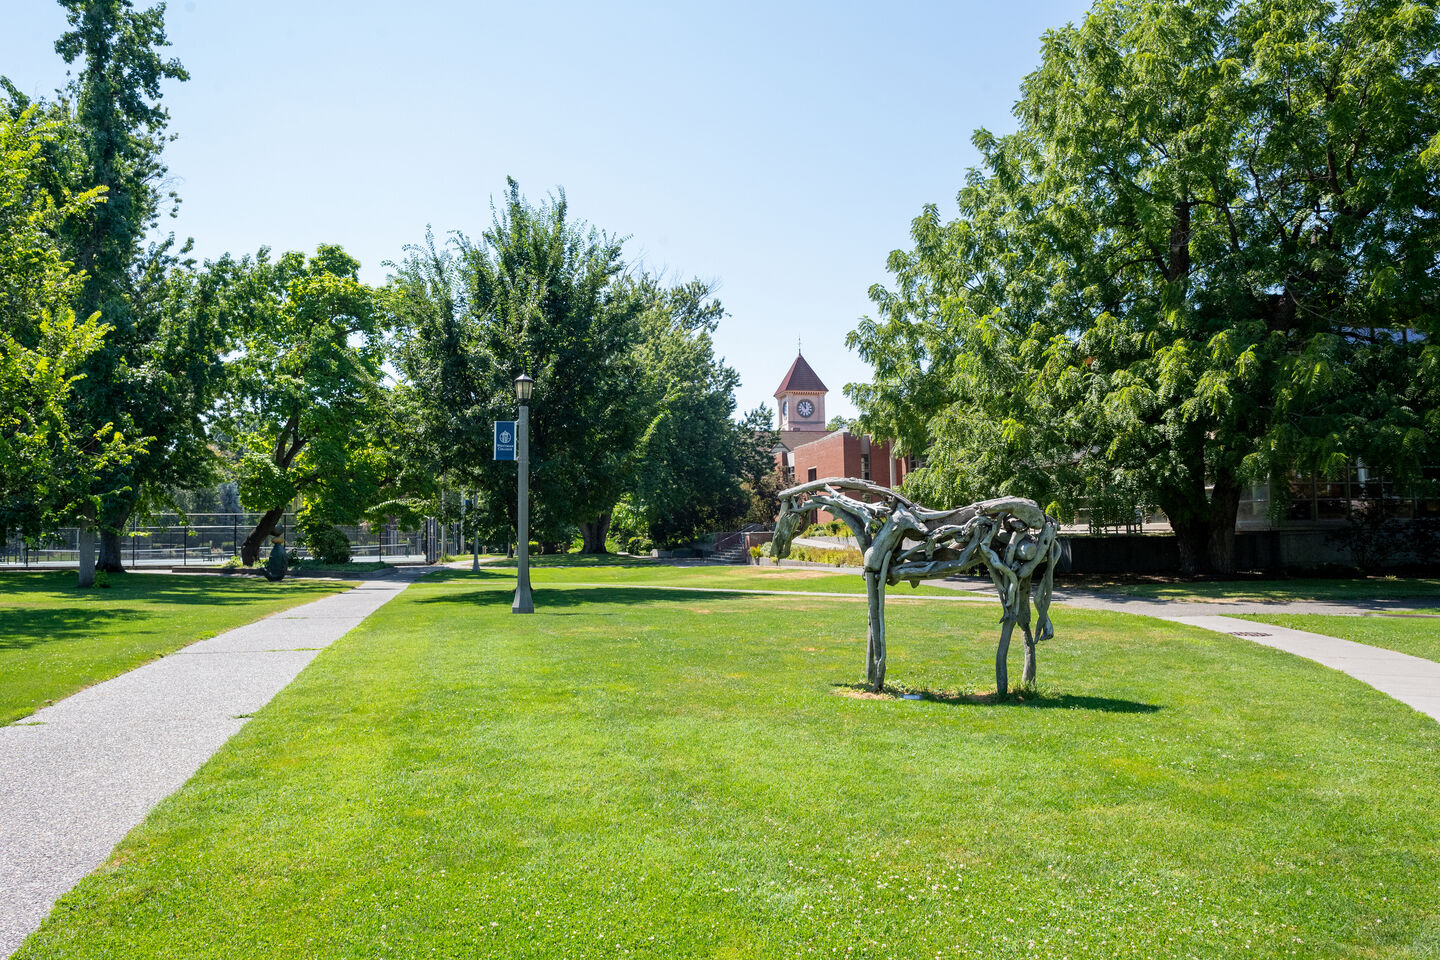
[2,0,1092,422]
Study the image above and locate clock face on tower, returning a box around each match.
[796,399,815,419]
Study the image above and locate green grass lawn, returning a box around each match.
[16,566,1440,958]
[0,571,352,724]
[1231,612,1440,663]
[1065,576,1440,604]
[477,558,967,597]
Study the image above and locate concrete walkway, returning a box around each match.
[0,569,433,957]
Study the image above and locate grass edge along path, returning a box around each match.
[0,572,356,724]
[1229,612,1440,665]
[15,568,1440,959]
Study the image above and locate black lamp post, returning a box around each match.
[513,373,535,614]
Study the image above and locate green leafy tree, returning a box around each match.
[222,245,389,564]
[390,184,648,552]
[740,460,790,528]
[0,105,140,582]
[6,0,194,573]
[850,0,1440,574]
[625,279,774,548]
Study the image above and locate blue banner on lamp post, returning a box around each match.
[494,421,516,461]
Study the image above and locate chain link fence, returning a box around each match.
[0,514,432,567]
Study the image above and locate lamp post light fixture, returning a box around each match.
[512,373,535,614]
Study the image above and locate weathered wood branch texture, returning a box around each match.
[773,477,1061,694]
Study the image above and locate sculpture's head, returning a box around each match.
[771,496,805,559]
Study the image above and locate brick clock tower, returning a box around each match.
[774,352,827,431]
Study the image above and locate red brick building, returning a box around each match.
[771,352,913,521]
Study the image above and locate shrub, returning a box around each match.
[92,570,111,588]
[221,555,245,569]
[790,544,862,567]
[306,524,352,565]
[801,519,851,539]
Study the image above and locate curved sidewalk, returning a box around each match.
[0,569,433,958]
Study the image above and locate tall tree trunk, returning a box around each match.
[99,528,126,572]
[1206,471,1242,576]
[1166,475,1242,576]
[77,514,96,588]
[1159,434,1211,577]
[580,513,611,554]
[240,506,287,566]
[98,496,134,572]
[1170,516,1209,577]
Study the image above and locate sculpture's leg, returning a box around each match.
[995,616,1014,698]
[1018,577,1037,686]
[864,570,886,692]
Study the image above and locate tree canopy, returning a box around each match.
[625,278,776,548]
[0,105,137,541]
[849,0,1440,574]
[391,188,775,554]
[3,0,196,581]
[390,183,648,549]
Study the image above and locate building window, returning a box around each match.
[807,467,817,483]
[782,399,788,418]
[860,454,871,481]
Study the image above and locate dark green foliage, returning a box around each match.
[53,0,188,335]
[300,521,351,565]
[740,462,790,528]
[217,245,391,563]
[626,278,777,547]
[392,190,779,554]
[850,0,1440,574]
[48,0,193,570]
[0,105,138,541]
[390,185,648,547]
[2,2,210,575]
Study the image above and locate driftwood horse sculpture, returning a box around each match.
[772,478,1062,695]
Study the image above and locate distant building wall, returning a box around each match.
[784,431,915,523]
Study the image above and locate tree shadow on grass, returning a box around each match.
[462,553,660,570]
[426,569,514,584]
[0,571,339,607]
[414,585,758,610]
[831,682,1161,713]
[0,607,149,651]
